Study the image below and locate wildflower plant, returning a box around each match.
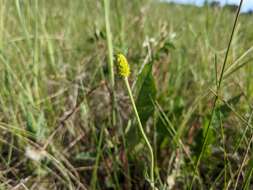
[117,53,155,189]
[117,53,130,77]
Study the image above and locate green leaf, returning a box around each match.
[159,40,176,54]
[191,117,215,159]
[135,63,156,125]
[25,111,47,141]
[26,112,36,135]
[125,63,156,152]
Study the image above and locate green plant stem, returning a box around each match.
[124,77,154,189]
[91,128,104,189]
[104,0,116,126]
[189,1,244,188]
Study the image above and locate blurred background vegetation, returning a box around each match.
[0,0,253,189]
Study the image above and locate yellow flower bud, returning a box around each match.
[117,53,130,77]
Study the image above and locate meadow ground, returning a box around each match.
[0,0,253,189]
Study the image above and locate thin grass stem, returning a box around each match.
[190,1,244,188]
[124,77,154,189]
[103,0,116,126]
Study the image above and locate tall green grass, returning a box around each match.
[0,0,253,189]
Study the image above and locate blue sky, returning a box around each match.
[165,0,253,12]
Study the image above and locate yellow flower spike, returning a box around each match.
[117,52,155,189]
[117,53,130,77]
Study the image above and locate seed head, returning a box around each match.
[117,53,130,77]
